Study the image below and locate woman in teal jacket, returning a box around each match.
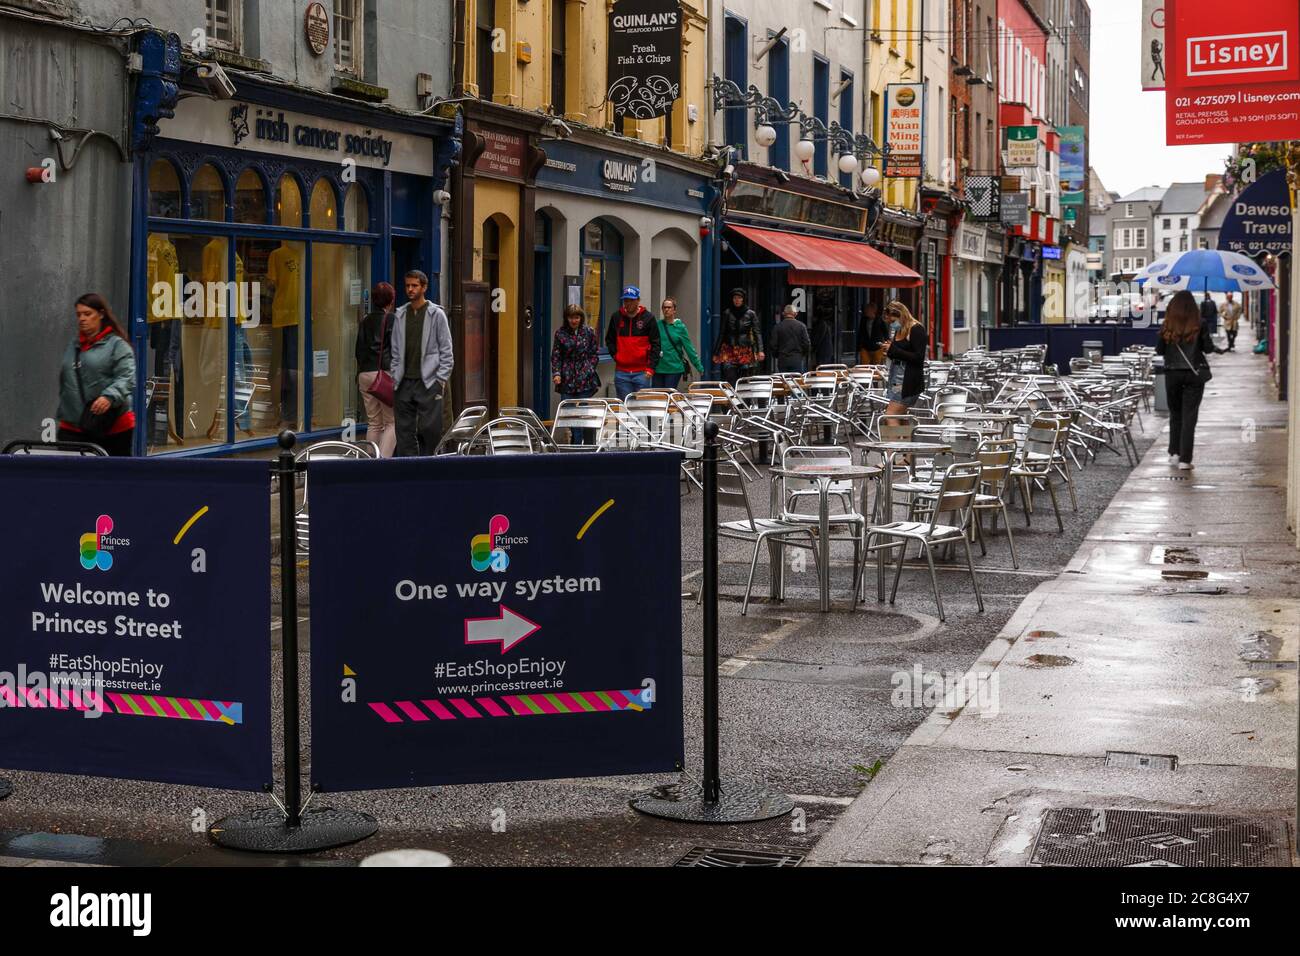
[652,297,704,389]
[57,293,137,456]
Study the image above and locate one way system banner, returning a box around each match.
[0,457,272,790]
[308,453,683,790]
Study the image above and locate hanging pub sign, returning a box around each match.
[966,175,1001,221]
[606,0,682,121]
[1165,0,1300,145]
[883,83,923,177]
[1005,126,1038,168]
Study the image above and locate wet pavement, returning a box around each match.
[2,377,1158,866]
[809,337,1299,867]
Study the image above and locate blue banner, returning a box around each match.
[0,458,272,791]
[309,453,684,790]
[1217,169,1293,257]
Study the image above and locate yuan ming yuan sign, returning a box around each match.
[606,0,683,120]
[1166,0,1300,145]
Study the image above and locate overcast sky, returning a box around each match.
[1088,0,1233,199]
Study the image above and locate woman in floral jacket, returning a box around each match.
[551,304,602,444]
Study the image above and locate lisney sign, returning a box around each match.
[1165,0,1300,145]
[606,0,682,121]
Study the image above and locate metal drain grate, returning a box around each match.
[1106,751,1178,771]
[1031,808,1292,867]
[1148,475,1191,482]
[676,846,805,867]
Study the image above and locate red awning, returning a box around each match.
[728,224,922,289]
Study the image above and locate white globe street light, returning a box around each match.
[755,124,778,148]
[793,138,816,163]
[861,166,881,188]
[838,152,860,175]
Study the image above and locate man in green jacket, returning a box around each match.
[652,297,704,389]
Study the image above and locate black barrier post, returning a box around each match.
[631,422,793,823]
[209,431,377,853]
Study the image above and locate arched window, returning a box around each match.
[148,159,182,218]
[190,164,226,221]
[275,174,303,227]
[234,168,267,224]
[482,216,501,293]
[309,178,338,228]
[343,183,369,232]
[580,218,624,339]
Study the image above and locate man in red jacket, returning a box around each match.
[605,285,661,400]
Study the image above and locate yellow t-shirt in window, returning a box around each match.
[146,233,179,323]
[266,244,303,328]
[200,238,249,328]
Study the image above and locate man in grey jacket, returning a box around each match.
[389,270,454,456]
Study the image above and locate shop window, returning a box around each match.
[240,237,305,437]
[334,0,362,74]
[310,243,370,431]
[581,219,624,343]
[190,164,226,221]
[482,217,501,294]
[343,184,370,232]
[550,0,566,115]
[276,175,304,227]
[476,0,496,100]
[148,160,182,218]
[310,178,338,229]
[234,169,267,224]
[205,0,241,52]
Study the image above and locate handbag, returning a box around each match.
[365,312,395,406]
[1175,342,1212,384]
[73,352,116,439]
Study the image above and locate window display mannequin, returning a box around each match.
[147,232,182,446]
[266,241,303,427]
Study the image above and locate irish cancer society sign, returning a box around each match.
[308,454,684,790]
[0,458,272,791]
[606,0,683,120]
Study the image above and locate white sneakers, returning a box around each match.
[1178,462,1194,470]
[1168,453,1180,465]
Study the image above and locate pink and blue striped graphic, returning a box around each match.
[367,688,651,723]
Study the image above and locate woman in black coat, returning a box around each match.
[1155,290,1225,470]
[882,301,928,413]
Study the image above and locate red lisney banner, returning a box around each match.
[1165,0,1300,145]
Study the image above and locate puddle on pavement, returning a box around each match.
[1239,631,1283,662]
[1238,676,1279,697]
[1023,654,1076,668]
[1024,629,1061,641]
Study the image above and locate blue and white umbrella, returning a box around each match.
[1134,249,1274,292]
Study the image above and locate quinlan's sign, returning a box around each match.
[1166,0,1300,145]
[606,0,682,120]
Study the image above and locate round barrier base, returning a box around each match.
[0,778,12,800]
[630,779,794,824]
[209,806,377,853]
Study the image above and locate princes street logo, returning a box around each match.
[80,514,129,572]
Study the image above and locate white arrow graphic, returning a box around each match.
[463,605,541,654]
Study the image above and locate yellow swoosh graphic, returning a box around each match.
[576,499,615,540]
[173,506,210,545]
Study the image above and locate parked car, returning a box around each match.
[1087,294,1144,323]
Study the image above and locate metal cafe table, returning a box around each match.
[769,460,880,612]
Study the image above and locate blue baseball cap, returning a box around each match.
[621,285,640,300]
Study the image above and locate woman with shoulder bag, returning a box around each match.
[57,293,136,456]
[713,288,765,385]
[1155,289,1224,470]
[551,304,601,444]
[881,301,928,414]
[354,281,397,457]
[653,297,704,389]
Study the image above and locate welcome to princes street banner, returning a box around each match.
[606,0,682,121]
[0,458,272,791]
[308,453,683,791]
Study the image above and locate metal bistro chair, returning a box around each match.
[777,445,870,601]
[914,437,1020,569]
[294,439,378,555]
[863,461,985,623]
[1009,417,1067,533]
[468,417,538,455]
[702,462,818,616]
[500,406,561,453]
[2,439,108,456]
[551,398,609,451]
[434,405,489,455]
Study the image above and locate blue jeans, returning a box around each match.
[615,370,650,400]
[560,389,597,445]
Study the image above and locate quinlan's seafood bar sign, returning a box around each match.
[606,0,682,121]
[1165,0,1300,145]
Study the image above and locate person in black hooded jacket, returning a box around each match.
[713,288,765,385]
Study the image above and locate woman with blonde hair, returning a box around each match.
[1155,289,1224,470]
[881,301,928,413]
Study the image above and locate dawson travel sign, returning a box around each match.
[1165,0,1300,145]
[606,0,682,121]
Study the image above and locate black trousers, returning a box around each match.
[394,378,444,457]
[1165,369,1205,463]
[1226,327,1238,350]
[58,426,133,457]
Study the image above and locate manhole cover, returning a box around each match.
[1149,546,1244,568]
[1106,751,1178,771]
[675,846,804,867]
[1031,808,1292,867]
